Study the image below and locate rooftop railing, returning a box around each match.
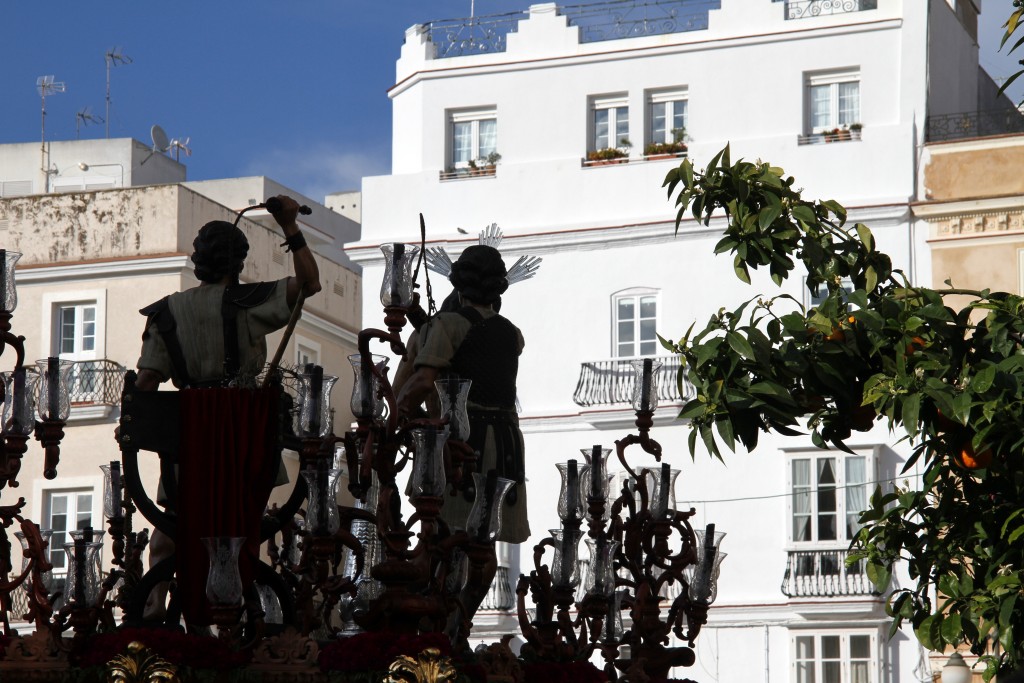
[777,0,878,20]
[925,108,1024,143]
[424,0,721,59]
[572,356,691,408]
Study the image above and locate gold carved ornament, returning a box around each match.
[384,647,457,683]
[105,641,180,683]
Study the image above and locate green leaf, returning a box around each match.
[792,204,816,225]
[866,561,892,593]
[759,203,782,230]
[855,223,875,252]
[901,394,921,436]
[971,364,996,393]
[726,331,756,360]
[865,265,878,294]
[941,613,962,646]
[733,256,751,284]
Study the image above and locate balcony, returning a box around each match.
[480,565,515,610]
[573,356,692,408]
[66,359,127,420]
[439,166,497,181]
[780,548,879,598]
[797,128,862,145]
[776,0,878,20]
[424,0,721,59]
[925,108,1024,143]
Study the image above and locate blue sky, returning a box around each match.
[1,1,1020,201]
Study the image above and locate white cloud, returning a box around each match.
[243,144,391,204]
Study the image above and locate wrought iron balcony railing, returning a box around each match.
[780,548,878,598]
[925,108,1024,143]
[573,356,692,408]
[777,0,877,20]
[424,0,721,59]
[68,359,127,406]
[480,565,515,611]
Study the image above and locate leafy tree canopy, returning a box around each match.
[661,147,1024,679]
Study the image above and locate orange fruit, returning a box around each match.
[825,327,845,342]
[957,442,993,469]
[905,336,926,355]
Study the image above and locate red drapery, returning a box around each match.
[176,387,280,625]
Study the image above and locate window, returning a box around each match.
[592,95,629,151]
[295,336,321,367]
[44,490,94,571]
[793,632,875,683]
[806,277,855,308]
[56,303,97,359]
[450,109,497,168]
[806,70,860,133]
[790,451,869,544]
[613,289,658,358]
[648,89,688,145]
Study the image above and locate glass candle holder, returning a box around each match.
[686,523,727,604]
[2,367,38,436]
[410,426,448,498]
[584,538,620,597]
[203,536,245,606]
[0,250,22,313]
[348,354,389,420]
[300,466,342,535]
[100,462,123,520]
[15,529,54,595]
[647,463,680,519]
[556,460,585,523]
[36,357,73,422]
[631,358,663,412]
[582,445,613,500]
[435,377,472,442]
[293,364,338,438]
[603,588,627,643]
[550,527,581,589]
[379,243,420,308]
[445,546,470,593]
[64,539,104,607]
[464,470,515,543]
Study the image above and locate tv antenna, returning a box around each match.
[140,124,171,165]
[169,136,192,162]
[37,75,66,187]
[104,47,132,138]
[75,107,104,139]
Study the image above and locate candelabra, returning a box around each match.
[0,250,74,641]
[517,358,726,681]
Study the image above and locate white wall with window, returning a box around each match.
[591,94,629,152]
[449,108,497,168]
[42,290,106,362]
[648,88,688,146]
[793,631,877,683]
[806,69,861,133]
[31,474,102,574]
[612,288,658,358]
[789,448,872,545]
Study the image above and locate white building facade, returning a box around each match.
[350,1,1000,681]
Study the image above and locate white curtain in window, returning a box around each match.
[838,81,860,126]
[453,122,472,164]
[478,119,497,158]
[810,84,831,129]
[845,456,867,539]
[792,459,812,541]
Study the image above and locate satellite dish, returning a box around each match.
[151,124,170,153]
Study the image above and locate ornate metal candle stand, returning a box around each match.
[517,358,726,682]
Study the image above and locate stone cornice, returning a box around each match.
[914,196,1024,242]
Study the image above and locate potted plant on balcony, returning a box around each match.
[587,137,632,165]
[468,151,502,176]
[823,128,841,143]
[849,122,863,139]
[644,127,688,160]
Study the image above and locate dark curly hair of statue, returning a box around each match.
[449,245,509,305]
[191,221,249,283]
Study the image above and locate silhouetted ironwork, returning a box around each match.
[925,108,1024,143]
[68,360,126,406]
[573,356,690,407]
